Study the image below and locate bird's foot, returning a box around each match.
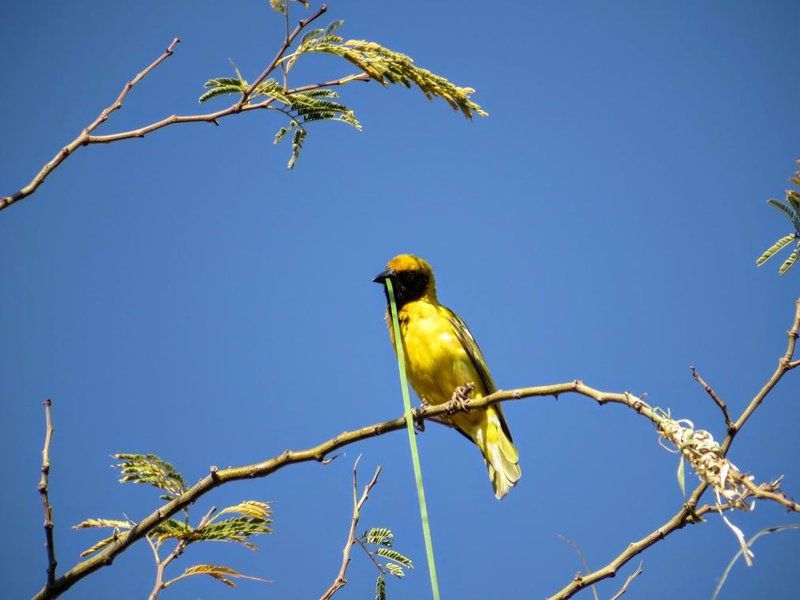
[446,383,475,415]
[412,407,426,432]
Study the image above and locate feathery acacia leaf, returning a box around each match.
[375,574,386,600]
[79,535,119,558]
[292,35,487,118]
[756,234,796,266]
[757,160,800,275]
[151,518,195,541]
[274,126,290,145]
[199,77,247,103]
[73,517,130,557]
[363,527,393,547]
[779,248,799,276]
[197,516,273,545]
[73,518,133,530]
[114,453,186,498]
[219,500,271,520]
[288,127,307,170]
[384,562,406,578]
[375,546,413,569]
[175,564,268,588]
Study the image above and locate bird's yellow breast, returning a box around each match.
[391,299,486,407]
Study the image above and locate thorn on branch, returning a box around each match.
[321,452,342,465]
[412,407,426,432]
[209,466,220,482]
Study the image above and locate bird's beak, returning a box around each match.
[372,268,395,284]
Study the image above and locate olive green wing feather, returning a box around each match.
[444,307,514,442]
[444,308,496,393]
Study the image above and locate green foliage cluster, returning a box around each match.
[74,454,272,593]
[756,160,800,275]
[358,527,413,600]
[199,5,485,169]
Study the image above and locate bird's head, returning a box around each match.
[373,254,437,307]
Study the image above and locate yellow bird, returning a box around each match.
[373,254,521,499]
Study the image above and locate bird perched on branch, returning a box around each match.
[373,254,521,499]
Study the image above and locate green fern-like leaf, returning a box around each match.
[363,527,393,547]
[74,518,132,556]
[779,248,799,275]
[375,546,413,569]
[384,562,406,578]
[218,501,271,520]
[151,518,195,541]
[295,38,486,118]
[255,79,293,105]
[197,516,273,545]
[199,77,247,103]
[274,126,290,145]
[288,127,307,170]
[78,534,118,558]
[177,564,268,588]
[114,453,186,498]
[756,233,796,266]
[73,518,133,530]
[375,574,386,600]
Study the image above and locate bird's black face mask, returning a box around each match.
[373,268,430,308]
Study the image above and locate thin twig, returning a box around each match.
[555,534,598,600]
[722,297,800,453]
[739,477,800,512]
[690,366,733,431]
[1,6,330,213]
[608,562,643,600]
[237,4,327,108]
[0,38,180,212]
[320,457,382,600]
[38,399,57,590]
[148,507,216,599]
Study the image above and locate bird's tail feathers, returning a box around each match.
[475,409,521,500]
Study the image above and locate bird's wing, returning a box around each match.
[444,308,496,393]
[444,307,514,442]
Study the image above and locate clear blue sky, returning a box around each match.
[2,1,799,598]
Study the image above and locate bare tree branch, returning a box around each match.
[38,399,57,591]
[0,6,329,213]
[30,298,800,600]
[548,297,800,599]
[320,457,382,600]
[690,366,733,431]
[0,39,180,212]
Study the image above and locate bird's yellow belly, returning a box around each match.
[401,314,484,406]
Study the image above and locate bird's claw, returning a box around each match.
[446,383,475,415]
[412,407,426,432]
